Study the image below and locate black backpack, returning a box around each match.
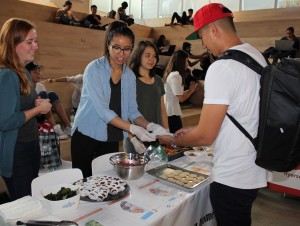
[218,49,300,172]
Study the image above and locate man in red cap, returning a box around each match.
[159,3,269,226]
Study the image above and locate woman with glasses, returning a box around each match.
[71,21,167,178]
[123,41,169,154]
[0,18,51,200]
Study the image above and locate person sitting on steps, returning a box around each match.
[262,27,299,64]
[84,5,108,30]
[55,0,81,26]
[165,9,194,26]
[26,62,72,140]
[118,2,134,26]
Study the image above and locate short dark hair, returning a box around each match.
[182,42,191,51]
[104,21,135,56]
[286,27,294,33]
[91,5,97,10]
[188,9,193,13]
[129,40,159,78]
[64,1,72,7]
[122,1,128,8]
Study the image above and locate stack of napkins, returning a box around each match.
[0,196,42,222]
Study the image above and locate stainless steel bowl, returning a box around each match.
[109,153,150,180]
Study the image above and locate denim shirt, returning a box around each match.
[0,68,26,177]
[71,56,141,141]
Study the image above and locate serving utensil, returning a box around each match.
[16,220,78,226]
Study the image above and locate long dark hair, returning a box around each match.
[163,50,188,83]
[103,21,135,56]
[129,40,159,78]
[0,18,35,95]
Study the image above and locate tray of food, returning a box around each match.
[163,145,193,161]
[73,175,130,202]
[146,164,210,192]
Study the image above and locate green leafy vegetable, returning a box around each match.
[44,187,78,201]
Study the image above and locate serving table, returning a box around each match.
[10,156,216,226]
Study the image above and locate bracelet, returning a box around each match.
[170,135,177,148]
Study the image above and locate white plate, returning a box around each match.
[184,150,204,161]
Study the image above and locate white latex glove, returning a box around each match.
[146,122,161,132]
[131,137,146,154]
[130,124,155,142]
[147,123,172,137]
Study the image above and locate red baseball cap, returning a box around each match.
[186,3,233,40]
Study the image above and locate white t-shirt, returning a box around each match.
[164,71,184,116]
[204,43,269,189]
[35,82,46,94]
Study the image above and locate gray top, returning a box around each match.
[17,71,39,142]
[136,75,165,125]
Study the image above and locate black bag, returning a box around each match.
[218,49,300,172]
[38,123,62,171]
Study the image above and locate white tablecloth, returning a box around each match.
[5,156,216,226]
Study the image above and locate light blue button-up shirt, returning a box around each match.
[71,56,142,141]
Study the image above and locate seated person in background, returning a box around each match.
[47,74,83,114]
[165,9,193,26]
[83,5,107,30]
[55,0,81,26]
[182,42,206,67]
[107,10,116,19]
[26,62,72,140]
[154,35,166,54]
[263,26,299,64]
[118,1,134,26]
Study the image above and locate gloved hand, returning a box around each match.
[131,137,146,154]
[146,122,161,132]
[147,123,172,137]
[130,124,155,142]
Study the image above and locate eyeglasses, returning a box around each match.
[110,44,133,55]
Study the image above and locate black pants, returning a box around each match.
[210,182,259,226]
[171,11,188,24]
[168,115,182,133]
[3,140,40,201]
[71,129,119,178]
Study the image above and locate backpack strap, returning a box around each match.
[217,49,264,75]
[218,49,264,149]
[226,113,258,148]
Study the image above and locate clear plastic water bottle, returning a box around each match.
[70,108,75,124]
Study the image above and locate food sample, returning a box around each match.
[74,175,127,201]
[44,187,78,201]
[158,168,205,189]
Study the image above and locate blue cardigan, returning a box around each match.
[0,68,26,177]
[72,56,142,141]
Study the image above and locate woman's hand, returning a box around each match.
[45,78,55,83]
[189,81,198,93]
[35,98,52,114]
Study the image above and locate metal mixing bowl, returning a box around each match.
[109,153,150,180]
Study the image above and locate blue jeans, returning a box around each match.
[210,182,258,226]
[3,140,40,201]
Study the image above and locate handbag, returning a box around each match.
[38,122,62,170]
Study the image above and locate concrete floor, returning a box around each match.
[252,188,300,226]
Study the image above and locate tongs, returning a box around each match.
[16,220,78,226]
